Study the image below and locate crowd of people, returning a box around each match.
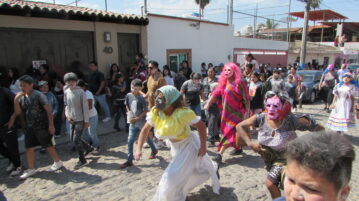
[0,53,358,201]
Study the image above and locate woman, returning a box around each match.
[327,72,357,134]
[244,54,259,72]
[319,64,339,113]
[8,67,21,94]
[202,67,218,101]
[146,61,167,109]
[204,63,250,162]
[135,85,220,201]
[111,73,128,131]
[236,91,323,199]
[162,65,174,86]
[179,60,192,80]
[181,72,204,116]
[109,63,120,84]
[249,72,264,115]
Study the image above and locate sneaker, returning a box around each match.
[229,148,243,156]
[212,154,222,163]
[102,117,111,123]
[50,161,64,171]
[54,134,62,139]
[92,147,100,155]
[6,163,14,172]
[326,108,330,113]
[149,149,158,159]
[143,143,150,148]
[74,161,88,170]
[20,169,36,179]
[119,161,134,169]
[10,167,22,177]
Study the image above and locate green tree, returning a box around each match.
[259,19,279,30]
[195,0,210,17]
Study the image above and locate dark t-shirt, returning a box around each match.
[181,80,203,106]
[202,77,218,100]
[19,90,49,130]
[87,70,106,95]
[0,87,15,126]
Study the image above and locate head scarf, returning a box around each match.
[156,85,181,110]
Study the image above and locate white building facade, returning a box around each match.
[146,14,289,73]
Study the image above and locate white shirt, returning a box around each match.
[10,80,21,94]
[86,90,98,117]
[164,75,174,86]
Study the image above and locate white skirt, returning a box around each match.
[153,133,220,201]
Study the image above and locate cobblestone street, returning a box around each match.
[0,103,358,201]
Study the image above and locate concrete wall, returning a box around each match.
[0,15,146,74]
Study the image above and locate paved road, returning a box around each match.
[0,103,358,201]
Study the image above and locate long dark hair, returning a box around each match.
[110,63,119,78]
[9,67,20,84]
[162,65,172,78]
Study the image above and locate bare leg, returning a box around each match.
[26,148,36,169]
[46,146,60,162]
[266,178,281,199]
[219,144,230,155]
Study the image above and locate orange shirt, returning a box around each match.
[146,72,166,108]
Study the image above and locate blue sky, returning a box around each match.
[34,0,359,32]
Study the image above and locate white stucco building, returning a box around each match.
[146,13,289,73]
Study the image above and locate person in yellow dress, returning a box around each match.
[135,85,220,201]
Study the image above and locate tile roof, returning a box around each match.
[0,0,148,25]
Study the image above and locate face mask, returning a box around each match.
[155,95,166,110]
[224,67,234,78]
[265,96,283,120]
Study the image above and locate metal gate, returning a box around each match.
[0,28,94,76]
[117,33,139,74]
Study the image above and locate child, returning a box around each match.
[77,80,100,153]
[7,75,63,179]
[294,77,307,110]
[135,85,220,200]
[63,73,95,169]
[38,81,59,152]
[327,72,357,134]
[207,82,220,146]
[111,73,128,132]
[120,79,158,168]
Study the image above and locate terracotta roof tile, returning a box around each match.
[0,0,148,24]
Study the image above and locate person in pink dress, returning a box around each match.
[204,63,250,162]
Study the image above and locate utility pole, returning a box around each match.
[75,0,78,7]
[144,0,148,14]
[300,0,311,68]
[253,2,258,38]
[105,0,107,11]
[229,0,233,24]
[287,0,292,42]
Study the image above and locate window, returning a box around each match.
[166,49,192,73]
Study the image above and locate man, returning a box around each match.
[87,61,111,122]
[7,75,63,179]
[145,60,166,109]
[274,132,355,201]
[0,78,22,176]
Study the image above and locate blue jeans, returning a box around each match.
[94,94,111,118]
[83,115,100,147]
[127,124,156,162]
[190,104,201,116]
